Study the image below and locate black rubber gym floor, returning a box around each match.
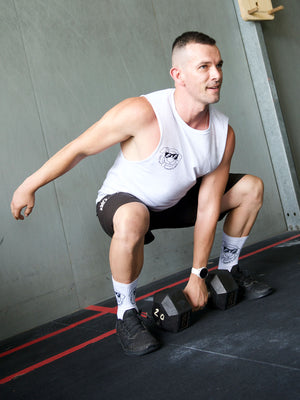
[1,231,299,400]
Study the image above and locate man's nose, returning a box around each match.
[211,66,222,81]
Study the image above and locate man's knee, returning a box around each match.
[241,175,264,208]
[113,202,150,244]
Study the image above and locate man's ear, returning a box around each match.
[170,66,185,86]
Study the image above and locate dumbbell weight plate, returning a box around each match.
[152,289,192,332]
[206,270,239,310]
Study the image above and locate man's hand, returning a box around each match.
[11,185,35,220]
[183,273,209,311]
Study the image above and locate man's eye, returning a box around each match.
[199,65,207,70]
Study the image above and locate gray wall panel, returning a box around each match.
[1,0,287,340]
[0,0,79,339]
[261,0,300,185]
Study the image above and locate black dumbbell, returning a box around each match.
[152,270,238,332]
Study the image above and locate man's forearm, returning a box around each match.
[192,210,219,268]
[183,211,218,311]
[21,143,85,193]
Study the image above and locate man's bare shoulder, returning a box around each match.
[115,96,155,122]
[100,96,156,139]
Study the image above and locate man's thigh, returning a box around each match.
[96,173,245,244]
[149,173,246,231]
[96,193,145,235]
[96,192,155,244]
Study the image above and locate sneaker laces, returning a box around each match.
[123,311,146,336]
[233,266,258,286]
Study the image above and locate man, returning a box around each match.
[11,32,272,357]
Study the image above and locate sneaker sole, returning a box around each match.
[119,338,161,356]
[244,287,274,300]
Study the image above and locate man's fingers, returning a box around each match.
[11,202,31,220]
[10,189,35,220]
[12,207,24,220]
[24,206,33,217]
[10,203,19,220]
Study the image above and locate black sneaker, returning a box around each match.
[116,309,160,356]
[231,265,273,300]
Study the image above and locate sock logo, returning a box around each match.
[221,245,239,264]
[129,288,136,305]
[114,291,125,306]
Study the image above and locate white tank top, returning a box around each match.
[97,88,229,211]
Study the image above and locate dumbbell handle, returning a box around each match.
[187,270,238,310]
[184,287,210,310]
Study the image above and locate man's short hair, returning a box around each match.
[172,31,216,53]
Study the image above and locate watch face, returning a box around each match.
[200,268,208,279]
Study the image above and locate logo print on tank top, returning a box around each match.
[159,147,182,170]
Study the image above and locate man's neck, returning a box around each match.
[174,91,209,130]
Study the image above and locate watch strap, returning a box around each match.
[191,267,208,279]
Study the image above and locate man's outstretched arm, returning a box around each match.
[10,97,153,220]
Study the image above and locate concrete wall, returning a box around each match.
[261,0,300,185]
[1,0,287,340]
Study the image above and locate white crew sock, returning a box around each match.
[218,232,248,271]
[112,277,139,320]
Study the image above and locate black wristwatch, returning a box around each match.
[191,267,208,279]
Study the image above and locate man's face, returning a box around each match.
[177,43,223,107]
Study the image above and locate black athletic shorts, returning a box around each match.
[96,173,245,244]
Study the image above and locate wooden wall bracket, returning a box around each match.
[237,0,284,21]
